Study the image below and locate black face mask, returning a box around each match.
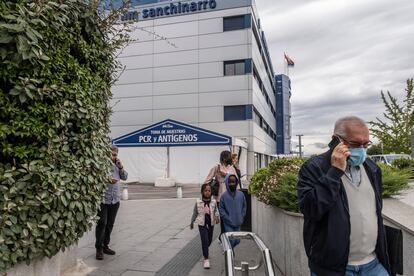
[225,159,232,165]
[228,184,237,192]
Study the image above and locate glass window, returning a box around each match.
[254,153,259,172]
[224,63,235,76]
[224,105,253,121]
[224,60,250,76]
[253,109,261,126]
[223,15,251,31]
[235,62,245,75]
[264,155,269,167]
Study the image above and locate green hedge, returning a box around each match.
[249,157,411,213]
[248,158,305,213]
[392,158,414,179]
[378,163,410,198]
[0,1,129,271]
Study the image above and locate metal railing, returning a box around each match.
[222,231,276,276]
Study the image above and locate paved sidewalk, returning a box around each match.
[63,198,283,276]
[125,184,201,200]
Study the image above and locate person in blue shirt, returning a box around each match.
[219,173,246,248]
[95,145,128,260]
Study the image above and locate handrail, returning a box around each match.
[222,231,276,276]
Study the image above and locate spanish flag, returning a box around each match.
[284,53,295,67]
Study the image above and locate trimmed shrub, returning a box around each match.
[392,157,413,170]
[249,157,411,213]
[379,163,410,198]
[0,1,130,271]
[249,158,305,213]
[392,158,414,179]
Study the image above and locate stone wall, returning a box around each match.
[6,246,76,276]
[382,199,414,276]
[251,197,308,276]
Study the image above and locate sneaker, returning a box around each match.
[203,259,210,269]
[103,246,116,255]
[96,249,104,260]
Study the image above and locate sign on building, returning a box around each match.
[113,119,231,147]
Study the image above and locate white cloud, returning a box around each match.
[255,0,414,154]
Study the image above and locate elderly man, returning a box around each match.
[298,116,390,276]
[95,145,128,260]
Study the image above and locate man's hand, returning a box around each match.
[115,158,123,169]
[190,223,194,230]
[214,217,220,224]
[111,177,118,184]
[331,143,351,172]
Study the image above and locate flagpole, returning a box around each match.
[287,63,289,77]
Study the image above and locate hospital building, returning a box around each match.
[110,0,292,185]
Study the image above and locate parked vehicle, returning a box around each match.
[369,154,412,165]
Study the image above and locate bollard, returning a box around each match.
[122,185,128,200]
[176,186,183,198]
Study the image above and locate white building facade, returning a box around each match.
[110,0,280,183]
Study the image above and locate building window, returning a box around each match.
[253,107,277,141]
[223,14,251,31]
[224,105,253,121]
[254,153,262,172]
[224,59,252,76]
[253,109,262,127]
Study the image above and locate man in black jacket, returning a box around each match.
[298,116,390,276]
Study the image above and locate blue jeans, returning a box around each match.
[311,258,389,276]
[223,224,240,248]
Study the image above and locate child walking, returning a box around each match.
[219,173,246,248]
[190,183,220,269]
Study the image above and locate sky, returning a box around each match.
[255,0,414,155]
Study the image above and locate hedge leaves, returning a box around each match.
[0,1,130,271]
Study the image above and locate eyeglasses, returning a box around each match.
[338,135,372,148]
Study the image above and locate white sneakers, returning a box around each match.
[203,259,210,269]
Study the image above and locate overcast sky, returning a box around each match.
[255,0,414,155]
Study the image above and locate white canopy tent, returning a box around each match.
[113,119,247,185]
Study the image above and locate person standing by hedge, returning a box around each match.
[232,153,242,189]
[95,145,128,260]
[297,116,390,276]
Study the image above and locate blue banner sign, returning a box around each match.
[113,119,231,147]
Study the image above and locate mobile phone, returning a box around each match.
[328,136,341,149]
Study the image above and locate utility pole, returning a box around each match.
[296,134,304,157]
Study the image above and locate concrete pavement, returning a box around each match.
[125,184,201,200]
[399,182,414,208]
[63,196,282,276]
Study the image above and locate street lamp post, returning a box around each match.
[296,134,304,158]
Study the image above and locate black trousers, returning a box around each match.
[95,202,120,250]
[199,224,214,259]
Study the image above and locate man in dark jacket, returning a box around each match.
[298,116,390,276]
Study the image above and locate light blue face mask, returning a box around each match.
[347,148,367,166]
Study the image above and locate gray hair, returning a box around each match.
[111,145,119,152]
[334,116,367,138]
